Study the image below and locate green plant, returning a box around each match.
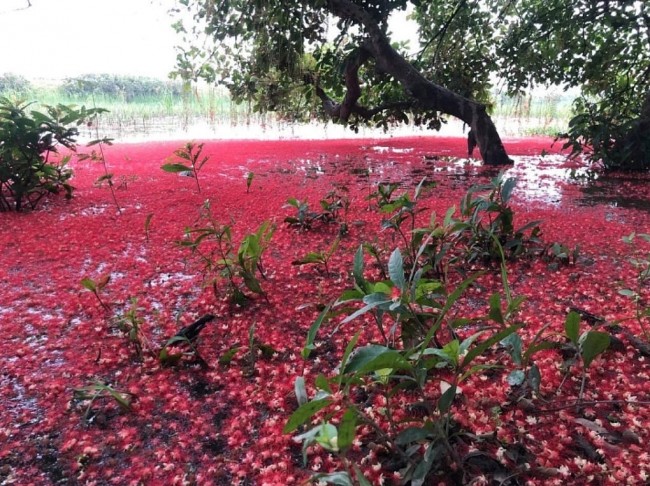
[81,275,111,311]
[287,242,522,484]
[379,177,428,266]
[0,73,32,96]
[180,201,274,304]
[162,141,210,193]
[620,232,650,341]
[456,172,542,263]
[72,381,134,423]
[544,241,580,268]
[561,312,610,398]
[292,237,340,275]
[0,97,104,211]
[112,298,153,358]
[79,136,122,214]
[320,186,350,223]
[367,181,400,209]
[284,197,318,230]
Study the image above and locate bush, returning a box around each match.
[562,90,650,171]
[0,97,105,211]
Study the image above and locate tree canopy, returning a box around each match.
[171,0,649,170]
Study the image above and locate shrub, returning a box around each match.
[0,97,105,211]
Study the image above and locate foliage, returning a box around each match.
[112,298,152,358]
[0,73,32,96]
[161,141,210,193]
[174,0,649,169]
[496,0,649,170]
[179,201,274,304]
[288,241,523,483]
[79,133,122,214]
[620,232,650,341]
[0,97,105,211]
[455,172,542,263]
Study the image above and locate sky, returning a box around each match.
[0,0,178,80]
[0,1,419,82]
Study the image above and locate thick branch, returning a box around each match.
[340,47,371,120]
[306,73,414,120]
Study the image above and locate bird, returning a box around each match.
[174,314,215,342]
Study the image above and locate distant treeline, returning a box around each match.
[0,73,186,101]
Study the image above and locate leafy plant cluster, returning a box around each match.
[370,173,542,282]
[285,231,617,485]
[284,186,350,233]
[60,74,185,102]
[179,200,275,305]
[0,97,105,211]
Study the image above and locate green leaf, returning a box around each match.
[618,289,637,298]
[461,325,521,368]
[353,465,372,486]
[343,345,412,374]
[294,377,308,406]
[340,293,391,324]
[353,245,365,289]
[565,311,581,344]
[395,426,432,445]
[438,384,456,412]
[283,398,332,433]
[501,333,522,365]
[315,374,332,393]
[388,248,406,291]
[218,346,239,365]
[501,177,517,203]
[337,408,357,451]
[302,303,331,359]
[80,277,96,292]
[580,331,610,368]
[338,332,361,384]
[528,363,541,392]
[507,370,525,386]
[161,163,192,173]
[312,472,353,486]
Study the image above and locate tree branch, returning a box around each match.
[305,73,414,121]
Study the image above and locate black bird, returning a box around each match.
[174,314,215,342]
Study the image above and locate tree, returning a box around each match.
[171,0,512,165]
[172,0,649,170]
[495,0,649,170]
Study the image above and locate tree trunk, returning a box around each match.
[327,0,512,165]
[365,30,512,165]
